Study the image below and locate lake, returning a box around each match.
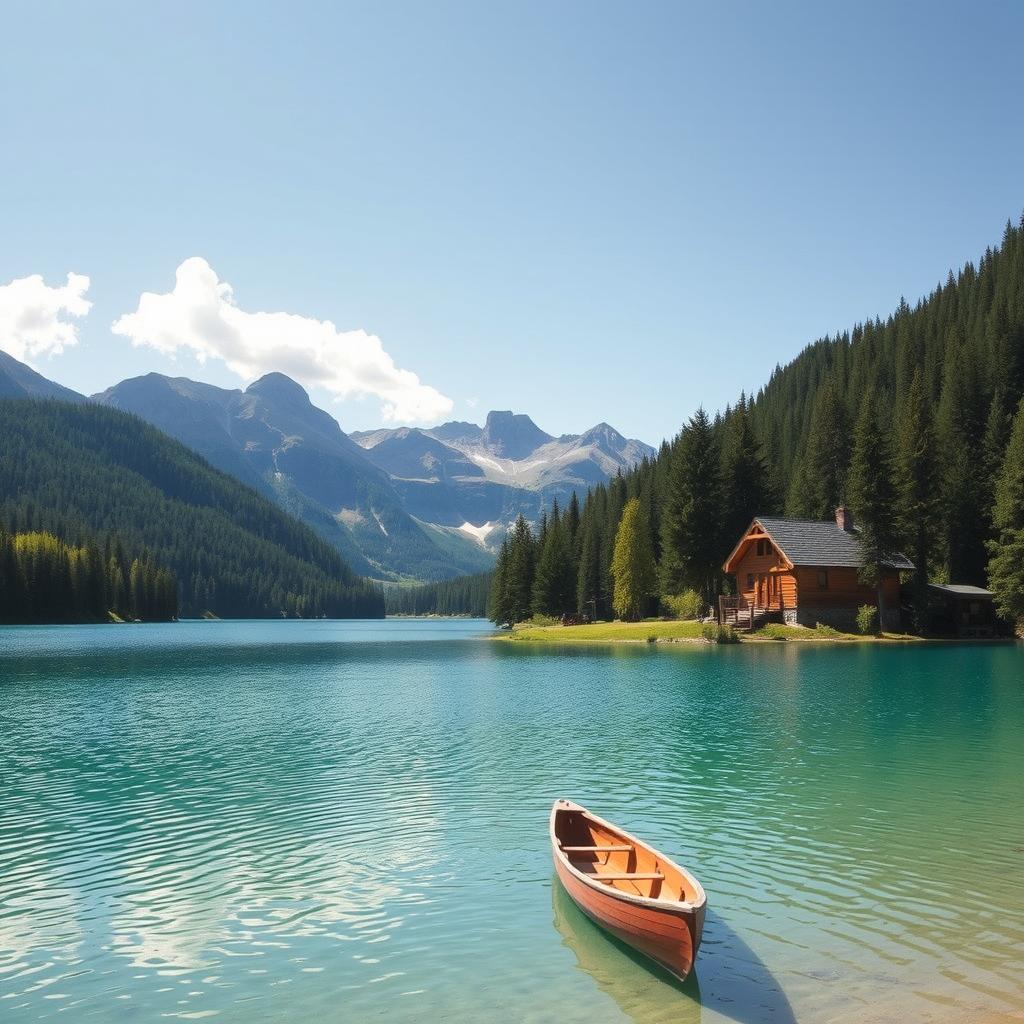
[0,620,1022,1023]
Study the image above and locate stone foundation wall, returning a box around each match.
[793,605,902,633]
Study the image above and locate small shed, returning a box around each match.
[926,584,998,638]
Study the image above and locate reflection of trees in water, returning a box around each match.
[551,880,796,1024]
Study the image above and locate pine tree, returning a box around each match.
[611,498,656,621]
[719,396,771,546]
[895,369,941,615]
[565,492,581,551]
[848,392,901,630]
[488,539,511,625]
[791,378,850,519]
[987,397,1024,632]
[660,409,722,604]
[531,503,576,616]
[504,516,536,623]
[937,343,988,583]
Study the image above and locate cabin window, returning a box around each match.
[817,570,829,590]
[755,539,769,557]
[746,573,754,590]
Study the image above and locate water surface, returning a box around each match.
[1,620,1022,1022]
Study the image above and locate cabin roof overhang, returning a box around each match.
[722,518,794,573]
[928,583,994,599]
[723,516,915,574]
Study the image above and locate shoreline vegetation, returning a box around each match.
[495,618,957,645]
[486,220,1024,638]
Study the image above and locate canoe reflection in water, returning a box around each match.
[551,882,796,1024]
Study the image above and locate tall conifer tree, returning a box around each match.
[895,369,941,612]
[720,396,771,545]
[611,498,656,621]
[660,409,722,603]
[987,397,1024,632]
[848,392,900,630]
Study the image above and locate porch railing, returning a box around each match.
[718,595,783,630]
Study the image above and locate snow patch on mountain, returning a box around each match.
[458,521,496,546]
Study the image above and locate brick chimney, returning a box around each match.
[835,506,853,532]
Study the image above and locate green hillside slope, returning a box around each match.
[0,399,383,618]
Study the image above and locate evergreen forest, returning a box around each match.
[0,526,177,623]
[0,400,384,620]
[384,572,491,617]
[490,216,1024,631]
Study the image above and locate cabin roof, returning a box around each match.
[928,583,994,598]
[736,516,915,571]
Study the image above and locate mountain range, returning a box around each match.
[0,352,653,582]
[0,398,383,618]
[351,413,653,539]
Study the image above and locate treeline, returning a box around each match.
[0,527,177,623]
[0,400,384,619]
[384,571,492,617]
[491,214,1024,630]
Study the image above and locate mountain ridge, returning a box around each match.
[0,397,383,618]
[0,350,653,581]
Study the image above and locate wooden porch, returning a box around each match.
[717,594,784,631]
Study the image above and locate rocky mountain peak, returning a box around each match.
[578,422,627,449]
[245,372,312,406]
[481,410,553,459]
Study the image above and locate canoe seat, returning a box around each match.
[588,872,664,881]
[561,845,632,853]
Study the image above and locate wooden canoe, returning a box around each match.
[550,799,707,981]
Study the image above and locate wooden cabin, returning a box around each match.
[720,507,914,631]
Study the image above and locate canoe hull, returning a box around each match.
[554,856,703,980]
[550,800,706,982]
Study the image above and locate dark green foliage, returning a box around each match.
[385,572,491,617]
[988,397,1024,629]
[719,395,771,547]
[488,516,537,624]
[847,392,901,595]
[486,214,1024,632]
[0,399,383,619]
[787,378,850,519]
[532,501,576,616]
[936,343,989,583]
[0,526,177,623]
[575,495,603,618]
[660,409,722,603]
[895,369,941,611]
[992,397,1024,534]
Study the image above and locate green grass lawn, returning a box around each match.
[496,618,923,644]
[749,623,921,642]
[497,619,707,643]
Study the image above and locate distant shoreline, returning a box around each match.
[494,620,1017,645]
[385,612,479,619]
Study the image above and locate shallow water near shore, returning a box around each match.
[1,619,1022,1023]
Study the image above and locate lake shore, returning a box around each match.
[496,619,929,644]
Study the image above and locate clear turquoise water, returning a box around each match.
[1,620,1022,1023]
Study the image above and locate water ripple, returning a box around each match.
[1,622,1022,1022]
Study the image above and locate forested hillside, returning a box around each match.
[0,527,177,623]
[0,400,384,619]
[491,216,1024,629]
[384,572,491,617]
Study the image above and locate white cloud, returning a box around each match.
[0,272,92,361]
[112,258,453,423]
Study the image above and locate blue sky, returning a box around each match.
[1,1,1022,444]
